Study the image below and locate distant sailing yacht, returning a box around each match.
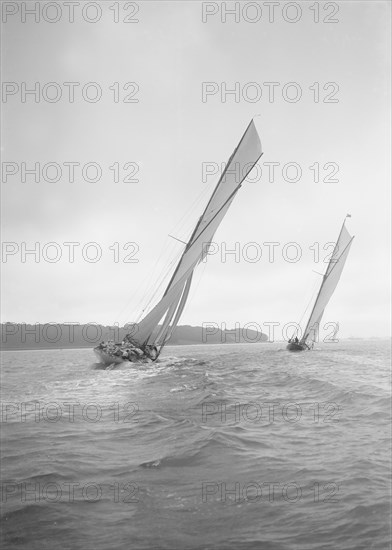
[94,119,263,366]
[287,216,354,351]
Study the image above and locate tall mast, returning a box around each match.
[130,118,263,350]
[162,119,261,298]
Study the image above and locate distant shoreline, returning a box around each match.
[0,323,269,350]
[1,338,389,352]
[1,341,271,352]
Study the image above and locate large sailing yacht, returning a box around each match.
[94,119,263,366]
[287,216,354,351]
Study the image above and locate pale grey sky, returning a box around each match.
[1,1,390,338]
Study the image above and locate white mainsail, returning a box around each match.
[132,119,263,351]
[300,218,354,345]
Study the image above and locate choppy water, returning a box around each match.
[1,341,391,550]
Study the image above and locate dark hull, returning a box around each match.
[94,348,133,366]
[94,346,157,367]
[286,342,307,352]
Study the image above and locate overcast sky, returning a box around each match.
[1,1,390,338]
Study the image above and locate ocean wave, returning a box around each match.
[1,341,390,550]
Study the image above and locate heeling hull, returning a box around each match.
[93,347,156,367]
[93,348,132,366]
[286,342,307,352]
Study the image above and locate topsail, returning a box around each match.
[132,119,263,351]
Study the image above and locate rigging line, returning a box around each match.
[134,242,180,311]
[161,183,217,272]
[126,185,216,321]
[290,288,315,339]
[297,277,320,327]
[114,241,175,322]
[168,179,216,237]
[195,119,259,223]
[187,152,264,251]
[168,235,187,245]
[290,269,324,340]
[168,119,258,242]
[162,150,264,297]
[134,264,178,323]
[116,231,185,323]
[134,249,184,323]
[115,245,179,326]
[117,202,208,323]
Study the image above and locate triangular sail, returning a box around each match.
[157,273,193,347]
[131,119,263,350]
[301,219,354,345]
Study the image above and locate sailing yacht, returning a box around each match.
[94,119,263,366]
[287,216,354,351]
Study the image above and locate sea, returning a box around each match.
[1,340,391,550]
